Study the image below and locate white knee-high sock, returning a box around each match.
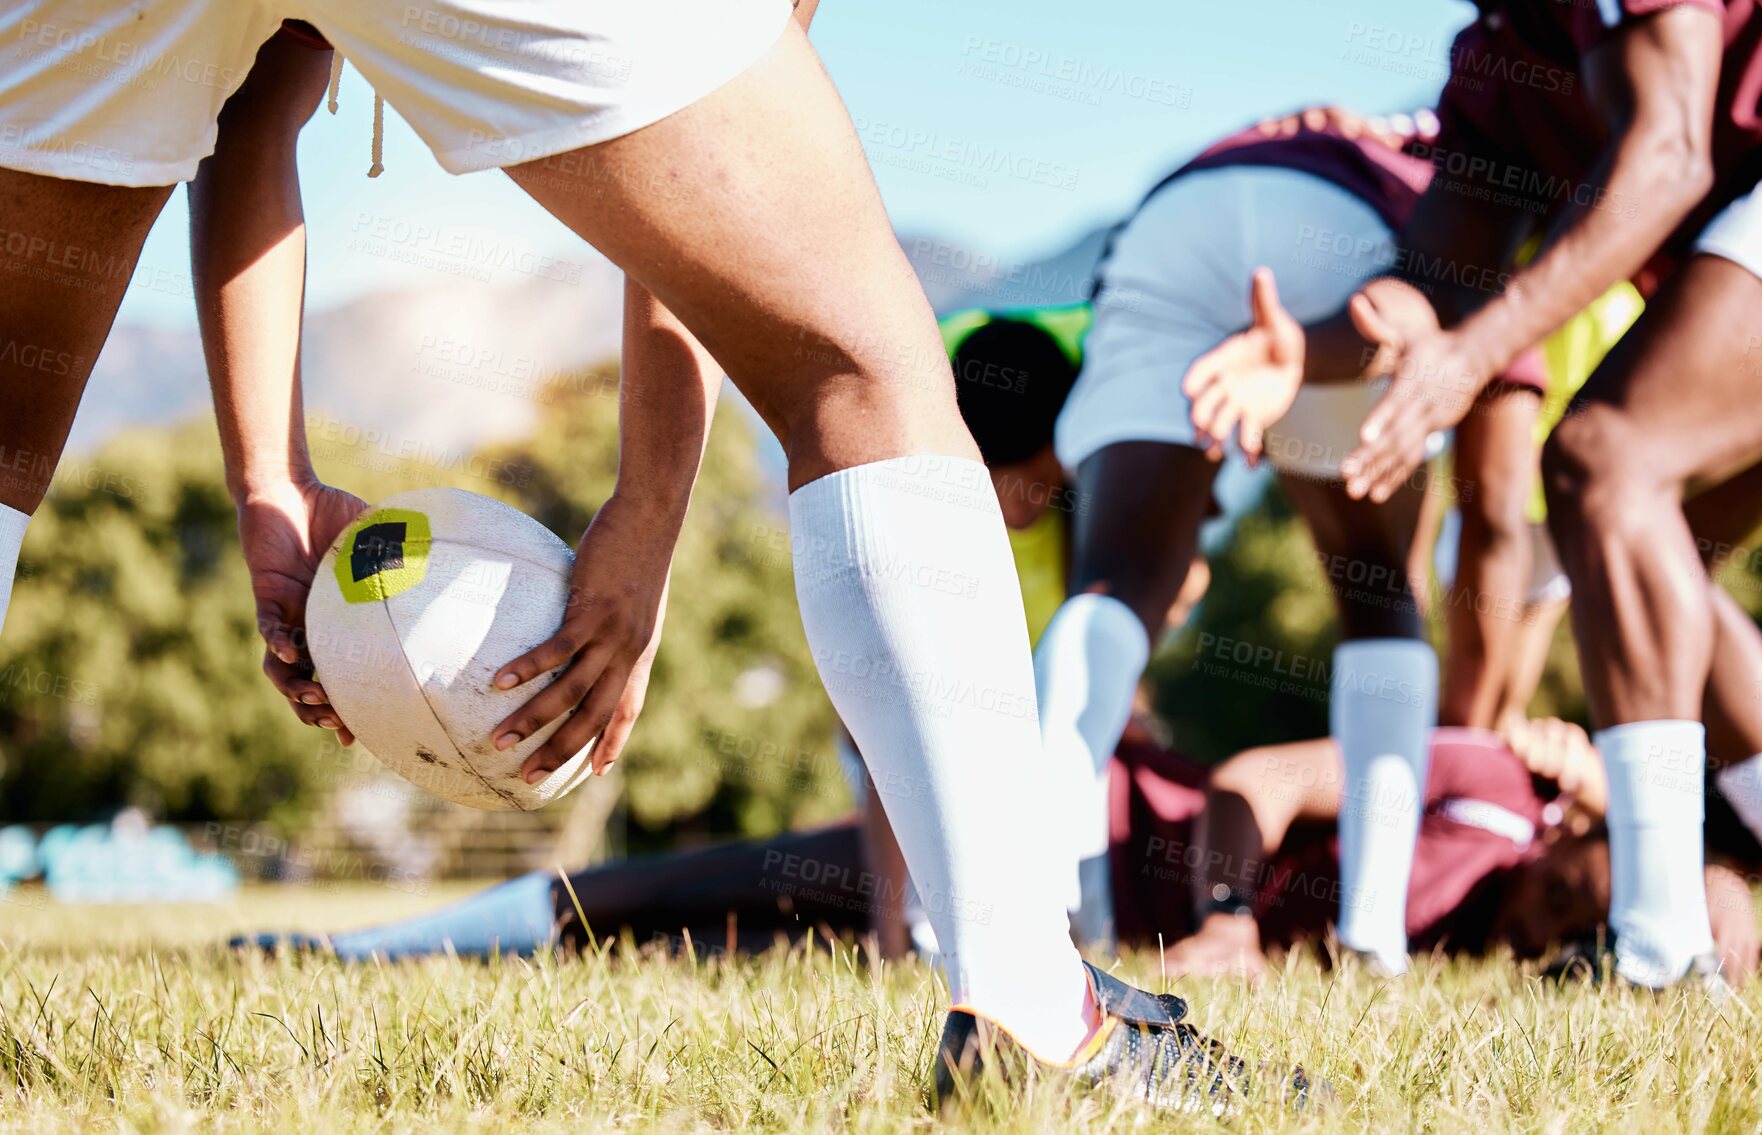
[1033,592,1149,946]
[0,504,27,639]
[791,455,1092,1060]
[1596,720,1712,986]
[1331,637,1437,973]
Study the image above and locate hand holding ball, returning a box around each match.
[306,488,594,810]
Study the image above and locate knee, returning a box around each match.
[1542,405,1671,537]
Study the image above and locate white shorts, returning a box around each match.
[0,0,792,186]
[1056,166,1418,482]
[1696,183,1762,281]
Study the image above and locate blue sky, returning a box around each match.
[116,0,1476,329]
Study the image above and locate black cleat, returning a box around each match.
[1544,933,1729,996]
[933,961,1325,1117]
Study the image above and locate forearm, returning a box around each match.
[190,35,329,504]
[1453,141,1709,380]
[1198,739,1341,903]
[191,185,312,503]
[1449,0,1720,384]
[615,279,721,527]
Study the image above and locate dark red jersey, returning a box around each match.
[1109,728,1547,953]
[1433,0,1762,291]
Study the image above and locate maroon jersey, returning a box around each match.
[1173,121,1434,233]
[1433,0,1762,291]
[1117,120,1548,391]
[1108,728,1547,952]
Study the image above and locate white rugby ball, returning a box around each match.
[306,487,594,810]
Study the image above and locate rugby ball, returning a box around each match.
[305,488,594,810]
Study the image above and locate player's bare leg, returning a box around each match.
[502,23,1093,1065]
[497,30,1324,1106]
[1543,253,1762,985]
[0,170,172,635]
[1444,387,1544,728]
[1280,472,1426,642]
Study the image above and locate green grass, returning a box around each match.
[2,884,1759,1133]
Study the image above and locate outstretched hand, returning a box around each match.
[1341,279,1484,503]
[1183,267,1305,464]
[238,480,369,744]
[491,495,674,782]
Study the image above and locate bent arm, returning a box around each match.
[1449,6,1721,381]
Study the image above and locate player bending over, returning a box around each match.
[0,0,1311,1112]
[996,106,1551,972]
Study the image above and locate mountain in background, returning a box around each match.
[70,226,1111,459]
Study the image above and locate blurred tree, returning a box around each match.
[0,369,843,844]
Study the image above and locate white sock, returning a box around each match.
[1331,637,1437,974]
[790,455,1091,1060]
[1596,720,1712,986]
[1033,592,1149,947]
[0,504,27,640]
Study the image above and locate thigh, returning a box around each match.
[1068,441,1219,634]
[0,169,173,512]
[498,25,972,484]
[1282,471,1426,640]
[1685,460,1762,566]
[1561,254,1762,489]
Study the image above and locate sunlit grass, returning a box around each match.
[1,885,1758,1132]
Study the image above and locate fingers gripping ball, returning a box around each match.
[306,488,594,810]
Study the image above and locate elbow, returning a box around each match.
[1672,147,1716,205]
[1639,129,1715,212]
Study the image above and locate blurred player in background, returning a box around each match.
[1013,105,1554,973]
[1186,0,1762,989]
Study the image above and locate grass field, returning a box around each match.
[2,884,1759,1133]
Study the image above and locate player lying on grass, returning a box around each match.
[0,0,1311,1112]
[241,644,1762,984]
[1169,590,1762,986]
[1002,105,1574,972]
[232,344,1662,975]
[1184,0,1762,989]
